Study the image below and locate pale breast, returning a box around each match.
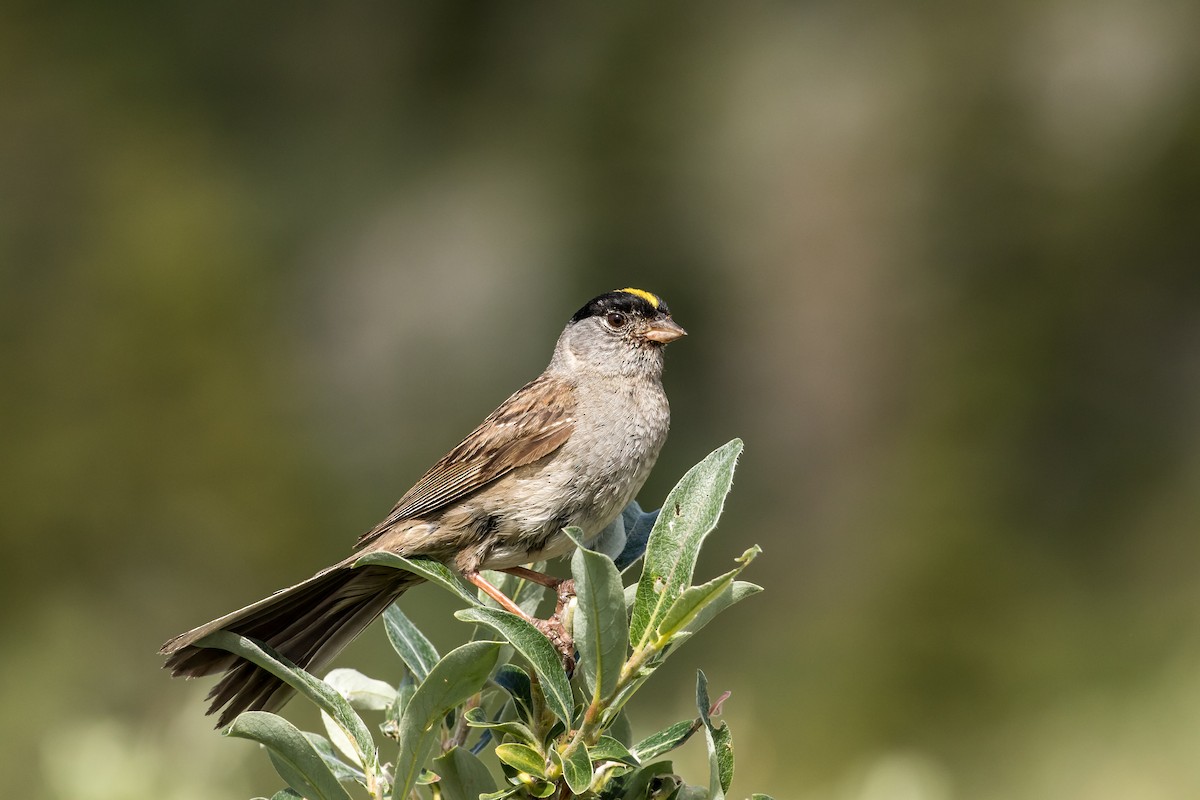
[474,375,670,569]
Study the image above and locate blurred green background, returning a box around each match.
[4,2,1200,798]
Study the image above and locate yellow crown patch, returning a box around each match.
[617,288,660,308]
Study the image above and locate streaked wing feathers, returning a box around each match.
[356,374,576,547]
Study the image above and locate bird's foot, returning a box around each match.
[534,615,576,674]
[554,578,576,609]
[467,570,578,672]
[533,578,577,672]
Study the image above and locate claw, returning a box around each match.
[466,569,578,672]
[534,615,576,675]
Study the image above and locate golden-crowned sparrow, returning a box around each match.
[161,288,685,726]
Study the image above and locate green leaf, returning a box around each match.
[320,710,363,768]
[589,736,639,766]
[432,747,499,800]
[302,731,366,784]
[608,710,634,748]
[631,720,699,762]
[707,722,734,797]
[553,742,594,794]
[618,761,680,800]
[269,791,303,800]
[656,569,736,642]
[382,674,415,741]
[393,641,503,800]
[657,546,760,642]
[696,669,713,726]
[570,528,628,702]
[589,510,628,560]
[226,712,353,800]
[679,580,762,640]
[479,789,521,800]
[463,706,540,748]
[454,606,573,727]
[696,670,733,799]
[525,780,558,798]
[614,500,661,572]
[324,667,398,711]
[630,439,743,648]
[354,551,480,606]
[383,604,440,681]
[495,743,548,778]
[493,664,534,722]
[199,631,376,765]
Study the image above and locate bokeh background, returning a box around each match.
[4,2,1200,798]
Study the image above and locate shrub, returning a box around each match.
[200,439,771,800]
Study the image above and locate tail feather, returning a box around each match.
[161,562,420,727]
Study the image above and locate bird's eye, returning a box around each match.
[605,311,628,328]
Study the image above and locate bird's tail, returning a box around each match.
[160,561,420,727]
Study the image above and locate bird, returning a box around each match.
[160,288,686,727]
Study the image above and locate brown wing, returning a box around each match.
[356,373,576,548]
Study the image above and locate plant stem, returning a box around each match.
[446,693,480,750]
[562,641,659,766]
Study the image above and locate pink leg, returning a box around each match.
[465,571,537,621]
[500,566,563,588]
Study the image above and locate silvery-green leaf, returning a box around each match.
[324,667,397,711]
[588,513,627,560]
[706,722,734,798]
[589,736,638,766]
[630,439,743,648]
[608,710,634,748]
[615,502,660,572]
[269,791,303,800]
[553,743,594,794]
[463,706,540,748]
[479,788,521,800]
[225,712,353,800]
[657,546,760,643]
[383,604,440,681]
[354,551,480,606]
[320,710,362,767]
[494,743,548,778]
[696,669,713,727]
[199,632,376,765]
[617,761,679,800]
[382,674,415,741]
[432,747,498,800]
[493,663,534,722]
[525,780,557,798]
[680,580,762,639]
[656,568,737,643]
[302,731,366,784]
[455,606,573,727]
[393,641,502,800]
[631,720,699,762]
[696,670,733,799]
[569,529,628,702]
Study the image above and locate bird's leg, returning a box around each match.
[499,565,561,588]
[500,566,577,612]
[466,568,577,672]
[465,571,537,620]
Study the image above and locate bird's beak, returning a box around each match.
[642,316,688,343]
